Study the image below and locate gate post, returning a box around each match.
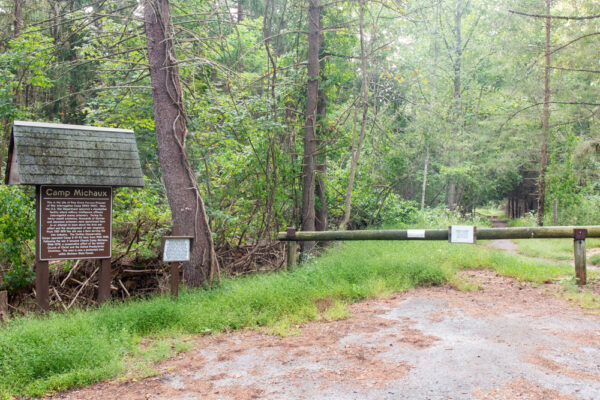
[573,228,587,286]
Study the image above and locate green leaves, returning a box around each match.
[0,186,35,291]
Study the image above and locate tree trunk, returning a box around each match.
[422,3,439,211]
[315,13,327,233]
[13,0,23,107]
[340,0,368,231]
[447,1,463,212]
[14,0,23,35]
[537,0,551,226]
[301,0,320,253]
[144,0,219,285]
[421,146,430,209]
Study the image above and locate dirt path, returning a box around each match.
[46,270,600,400]
[486,239,519,254]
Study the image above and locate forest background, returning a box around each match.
[0,0,599,297]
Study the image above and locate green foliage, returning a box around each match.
[412,207,491,229]
[507,213,537,227]
[588,253,600,266]
[0,29,54,120]
[112,182,171,260]
[0,186,35,291]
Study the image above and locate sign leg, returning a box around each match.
[171,262,180,298]
[36,260,49,312]
[98,258,112,303]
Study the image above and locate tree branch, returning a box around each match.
[509,9,600,20]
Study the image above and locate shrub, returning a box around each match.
[0,186,35,292]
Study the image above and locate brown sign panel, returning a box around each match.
[39,185,112,260]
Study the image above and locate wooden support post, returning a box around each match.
[171,263,181,298]
[286,227,297,270]
[35,186,49,313]
[97,258,112,303]
[553,199,558,225]
[0,290,8,322]
[574,228,587,286]
[36,260,49,312]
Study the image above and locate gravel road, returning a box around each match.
[47,270,600,400]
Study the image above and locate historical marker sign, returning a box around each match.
[39,185,112,260]
[162,236,193,262]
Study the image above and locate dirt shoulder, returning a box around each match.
[46,270,600,400]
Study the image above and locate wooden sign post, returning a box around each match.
[161,235,193,298]
[5,121,145,312]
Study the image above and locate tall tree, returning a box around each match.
[340,0,369,230]
[537,0,551,226]
[315,6,327,233]
[301,0,320,253]
[144,0,219,285]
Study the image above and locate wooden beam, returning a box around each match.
[277,226,600,241]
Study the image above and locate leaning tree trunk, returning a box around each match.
[301,0,321,254]
[145,0,219,285]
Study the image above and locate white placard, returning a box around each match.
[450,225,476,244]
[407,229,426,238]
[163,238,191,262]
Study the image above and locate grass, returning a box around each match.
[589,253,600,265]
[514,238,600,262]
[474,206,504,218]
[0,237,585,399]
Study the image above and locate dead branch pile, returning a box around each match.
[6,241,286,315]
[217,241,286,275]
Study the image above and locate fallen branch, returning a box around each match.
[68,267,99,309]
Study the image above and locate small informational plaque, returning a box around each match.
[162,237,193,262]
[39,185,112,260]
[449,225,476,244]
[407,229,426,238]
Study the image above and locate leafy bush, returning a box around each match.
[349,190,419,228]
[413,207,491,229]
[0,186,35,291]
[112,181,171,260]
[545,195,600,226]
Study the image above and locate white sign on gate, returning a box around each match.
[449,225,476,244]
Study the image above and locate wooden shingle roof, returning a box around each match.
[5,121,144,187]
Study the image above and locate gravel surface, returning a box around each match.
[46,270,600,400]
